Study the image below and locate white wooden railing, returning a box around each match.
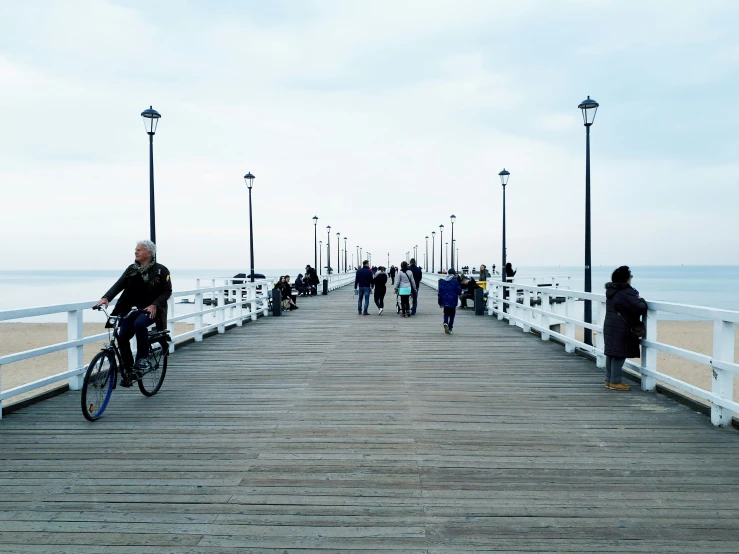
[422,272,738,428]
[321,272,356,291]
[0,279,275,417]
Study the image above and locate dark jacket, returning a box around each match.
[409,264,422,288]
[308,269,320,286]
[603,282,648,359]
[389,266,396,277]
[354,267,374,289]
[464,278,480,293]
[103,263,172,330]
[438,275,462,308]
[373,272,388,295]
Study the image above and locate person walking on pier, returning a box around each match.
[373,266,388,315]
[389,265,396,285]
[354,260,374,315]
[409,258,422,315]
[438,267,462,334]
[394,261,416,318]
[603,266,647,391]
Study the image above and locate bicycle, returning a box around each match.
[81,306,170,421]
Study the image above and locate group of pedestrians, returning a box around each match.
[354,258,423,316]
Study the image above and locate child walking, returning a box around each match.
[438,268,462,334]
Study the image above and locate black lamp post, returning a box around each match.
[244,172,256,282]
[141,106,161,244]
[319,240,322,275]
[387,252,390,267]
[445,242,449,268]
[431,231,436,272]
[312,216,318,272]
[450,215,456,270]
[579,95,599,346]
[425,236,429,271]
[326,226,331,274]
[499,168,510,312]
[336,232,340,274]
[356,246,359,268]
[499,169,510,283]
[439,224,444,270]
[344,237,348,272]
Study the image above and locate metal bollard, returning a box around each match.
[272,288,282,316]
[474,287,485,315]
[322,279,328,295]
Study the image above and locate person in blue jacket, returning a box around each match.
[354,260,374,315]
[438,267,463,334]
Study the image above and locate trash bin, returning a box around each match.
[322,279,329,295]
[474,287,485,315]
[272,288,282,316]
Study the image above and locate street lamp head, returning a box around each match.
[439,224,444,230]
[326,225,331,231]
[244,172,255,189]
[140,106,161,135]
[578,95,599,126]
[425,236,429,239]
[450,215,456,224]
[312,215,318,224]
[336,232,340,237]
[432,231,436,237]
[498,168,510,186]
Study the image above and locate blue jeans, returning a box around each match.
[117,311,154,367]
[605,356,626,385]
[357,287,371,313]
[443,307,456,329]
[411,288,419,315]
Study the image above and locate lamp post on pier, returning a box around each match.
[579,95,599,346]
[387,252,390,267]
[344,237,348,272]
[368,252,372,266]
[425,236,429,272]
[141,106,161,244]
[431,231,436,273]
[326,226,332,274]
[312,216,318,272]
[439,224,444,271]
[356,246,359,268]
[499,168,510,312]
[319,240,322,276]
[450,215,456,270]
[446,242,449,268]
[243,172,256,282]
[336,232,340,275]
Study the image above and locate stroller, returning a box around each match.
[395,290,402,314]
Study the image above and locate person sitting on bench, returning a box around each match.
[459,276,480,309]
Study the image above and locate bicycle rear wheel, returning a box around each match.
[138,343,167,396]
[81,351,116,421]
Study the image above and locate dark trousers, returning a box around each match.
[605,356,626,385]
[374,290,385,309]
[443,307,456,329]
[390,275,395,284]
[460,292,473,307]
[411,288,419,315]
[117,312,154,367]
[400,294,410,314]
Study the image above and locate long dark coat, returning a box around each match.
[103,263,172,330]
[603,283,648,359]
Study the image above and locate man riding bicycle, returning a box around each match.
[93,240,172,384]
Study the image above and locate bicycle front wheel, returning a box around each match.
[138,345,167,397]
[81,351,116,421]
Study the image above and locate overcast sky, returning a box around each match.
[1,0,738,271]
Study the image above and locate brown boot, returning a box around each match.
[608,383,631,391]
[604,381,610,388]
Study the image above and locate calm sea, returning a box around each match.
[0,266,737,322]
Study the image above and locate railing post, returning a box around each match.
[167,296,176,353]
[522,288,531,333]
[711,320,735,427]
[640,309,658,391]
[216,287,225,333]
[67,309,84,390]
[509,285,517,326]
[496,284,504,320]
[564,297,576,353]
[194,290,204,342]
[541,292,551,341]
[595,299,606,368]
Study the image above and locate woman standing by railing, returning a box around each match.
[603,266,647,391]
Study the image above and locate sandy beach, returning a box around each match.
[0,322,193,405]
[1,320,737,410]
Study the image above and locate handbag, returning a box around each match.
[617,311,646,339]
[398,287,411,295]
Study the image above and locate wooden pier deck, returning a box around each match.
[1,284,739,552]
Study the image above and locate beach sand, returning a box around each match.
[2,320,737,410]
[0,322,193,406]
